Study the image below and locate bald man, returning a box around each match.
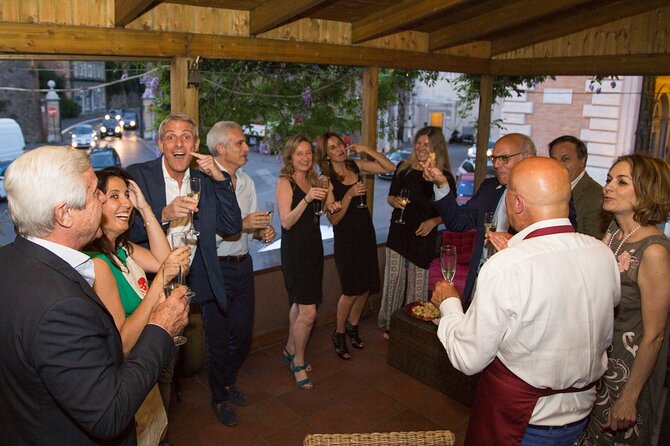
[431,158,620,446]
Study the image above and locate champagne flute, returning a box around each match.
[484,211,497,259]
[314,175,329,217]
[262,200,274,244]
[440,245,457,283]
[356,173,367,209]
[395,188,410,224]
[170,232,196,300]
[163,262,188,346]
[187,177,201,237]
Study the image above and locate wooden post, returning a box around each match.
[170,57,199,124]
[474,74,493,190]
[361,66,378,212]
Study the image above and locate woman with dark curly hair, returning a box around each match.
[584,154,670,445]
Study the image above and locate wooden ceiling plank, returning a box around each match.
[249,0,330,35]
[429,0,590,50]
[491,54,670,76]
[115,0,158,27]
[0,21,490,73]
[351,0,468,44]
[491,0,670,55]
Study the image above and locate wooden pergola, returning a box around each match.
[1,0,669,185]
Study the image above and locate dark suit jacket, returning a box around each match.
[434,177,505,303]
[126,157,242,309]
[434,177,578,304]
[0,237,174,445]
[573,172,609,239]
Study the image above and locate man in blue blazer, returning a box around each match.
[424,133,537,305]
[126,114,242,425]
[0,146,189,445]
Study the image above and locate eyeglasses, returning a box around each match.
[489,152,523,165]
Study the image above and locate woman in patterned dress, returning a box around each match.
[584,154,670,445]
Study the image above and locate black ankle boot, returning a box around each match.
[345,321,364,349]
[332,331,350,360]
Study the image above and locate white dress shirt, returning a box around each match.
[436,218,621,425]
[26,236,95,286]
[215,164,257,257]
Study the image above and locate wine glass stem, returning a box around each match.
[399,208,405,222]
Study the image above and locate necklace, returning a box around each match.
[608,224,642,258]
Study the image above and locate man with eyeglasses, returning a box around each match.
[422,133,536,305]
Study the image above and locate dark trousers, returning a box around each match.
[201,255,255,404]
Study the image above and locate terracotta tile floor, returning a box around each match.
[166,317,470,446]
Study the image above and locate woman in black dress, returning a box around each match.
[317,133,395,360]
[378,126,456,338]
[275,134,330,389]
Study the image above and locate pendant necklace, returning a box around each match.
[608,224,642,258]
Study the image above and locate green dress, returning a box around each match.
[86,247,146,317]
[584,225,670,445]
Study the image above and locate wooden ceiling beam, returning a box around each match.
[491,0,670,55]
[250,0,331,35]
[491,54,670,76]
[115,0,158,27]
[351,0,467,44]
[429,0,589,51]
[0,22,489,73]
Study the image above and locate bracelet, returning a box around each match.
[143,218,156,227]
[303,197,312,205]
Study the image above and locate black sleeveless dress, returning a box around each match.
[280,182,324,306]
[330,166,380,296]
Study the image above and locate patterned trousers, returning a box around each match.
[378,247,429,331]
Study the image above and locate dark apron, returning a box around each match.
[465,224,594,446]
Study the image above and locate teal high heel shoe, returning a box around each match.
[290,362,313,390]
[283,347,312,371]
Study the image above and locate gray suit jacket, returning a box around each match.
[573,172,609,239]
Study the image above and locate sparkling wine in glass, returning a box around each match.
[395,188,410,224]
[314,175,329,217]
[163,262,189,346]
[262,200,274,244]
[187,177,201,237]
[356,173,368,209]
[170,232,196,300]
[440,245,457,283]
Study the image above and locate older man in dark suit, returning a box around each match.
[0,146,188,445]
[549,135,610,239]
[423,133,537,305]
[126,114,242,426]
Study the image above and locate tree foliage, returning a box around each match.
[153,61,438,154]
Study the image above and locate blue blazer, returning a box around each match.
[434,177,578,305]
[0,237,174,445]
[127,157,242,310]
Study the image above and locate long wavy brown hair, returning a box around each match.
[316,132,358,182]
[279,133,319,186]
[398,126,451,175]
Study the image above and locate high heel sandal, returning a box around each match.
[290,362,313,390]
[345,321,364,349]
[332,331,351,360]
[283,347,312,371]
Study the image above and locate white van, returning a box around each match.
[0,118,26,200]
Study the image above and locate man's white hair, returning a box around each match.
[206,121,243,156]
[5,146,90,238]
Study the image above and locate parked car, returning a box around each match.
[457,140,495,177]
[455,172,474,206]
[0,118,26,200]
[68,124,97,149]
[122,111,138,130]
[89,146,122,171]
[99,118,123,138]
[378,150,411,179]
[105,108,124,122]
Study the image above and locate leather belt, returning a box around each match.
[218,253,249,263]
[527,417,587,430]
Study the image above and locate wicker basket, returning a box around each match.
[303,430,455,446]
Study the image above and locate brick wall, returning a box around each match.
[0,61,43,143]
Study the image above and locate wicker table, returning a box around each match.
[387,308,480,407]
